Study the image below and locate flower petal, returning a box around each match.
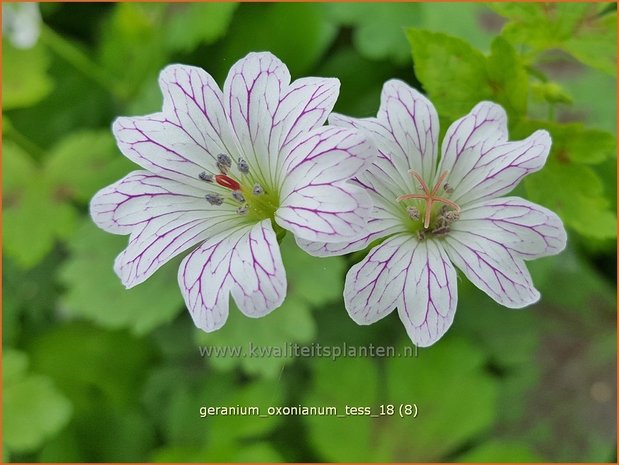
[330,79,439,190]
[113,64,236,188]
[344,234,458,347]
[90,170,239,288]
[397,239,458,347]
[455,196,567,260]
[178,219,287,332]
[275,126,375,242]
[443,228,540,309]
[438,102,551,205]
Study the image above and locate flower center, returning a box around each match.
[198,153,282,232]
[396,169,461,239]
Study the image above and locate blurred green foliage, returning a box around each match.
[3,2,616,463]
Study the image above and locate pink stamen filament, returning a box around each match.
[396,169,461,229]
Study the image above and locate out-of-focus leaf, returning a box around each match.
[152,443,283,463]
[195,296,315,378]
[459,441,544,461]
[45,130,133,203]
[3,349,72,454]
[59,220,184,335]
[407,30,528,122]
[164,3,238,52]
[327,3,422,64]
[3,142,77,268]
[491,3,617,76]
[3,41,54,109]
[304,337,498,461]
[28,322,154,410]
[214,3,336,78]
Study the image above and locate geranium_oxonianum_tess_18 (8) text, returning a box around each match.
[90,52,567,347]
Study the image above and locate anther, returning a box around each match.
[236,205,249,215]
[252,184,264,196]
[217,153,232,168]
[444,183,454,194]
[416,230,426,241]
[205,192,224,206]
[232,190,245,203]
[407,206,420,221]
[444,210,460,222]
[237,158,249,174]
[431,225,450,236]
[199,172,214,182]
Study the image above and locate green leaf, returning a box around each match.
[525,158,616,239]
[327,3,423,64]
[491,3,617,76]
[3,41,54,109]
[215,3,336,78]
[407,30,528,122]
[458,441,544,462]
[3,350,72,454]
[3,142,77,268]
[164,3,238,52]
[195,296,316,377]
[304,337,498,461]
[59,220,184,335]
[45,130,134,203]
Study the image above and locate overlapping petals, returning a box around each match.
[91,52,375,331]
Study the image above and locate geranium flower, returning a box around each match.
[90,52,374,332]
[303,80,567,347]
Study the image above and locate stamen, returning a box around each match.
[236,204,249,215]
[237,158,249,174]
[431,225,450,236]
[443,183,454,194]
[232,190,245,203]
[444,210,460,222]
[252,184,264,196]
[217,153,232,168]
[416,230,425,241]
[215,174,241,191]
[407,206,420,221]
[199,172,214,183]
[205,192,224,206]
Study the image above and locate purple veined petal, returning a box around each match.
[344,233,413,326]
[90,170,241,288]
[113,65,238,189]
[296,179,407,257]
[330,79,439,194]
[270,77,340,177]
[437,101,551,205]
[178,219,287,332]
[455,196,567,260]
[443,229,541,309]
[223,52,291,187]
[397,239,458,348]
[275,127,376,243]
[345,233,457,346]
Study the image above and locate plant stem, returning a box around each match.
[39,25,123,99]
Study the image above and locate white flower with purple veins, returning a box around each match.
[90,52,374,332]
[306,80,567,347]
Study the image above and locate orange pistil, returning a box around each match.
[396,170,461,229]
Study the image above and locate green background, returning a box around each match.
[3,2,617,462]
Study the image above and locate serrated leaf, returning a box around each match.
[304,337,498,461]
[45,130,134,203]
[3,350,72,454]
[3,41,53,109]
[164,3,238,52]
[491,3,617,76]
[59,220,184,335]
[407,30,528,122]
[525,159,616,239]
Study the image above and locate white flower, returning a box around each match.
[2,2,41,49]
[303,79,567,347]
[90,52,374,332]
